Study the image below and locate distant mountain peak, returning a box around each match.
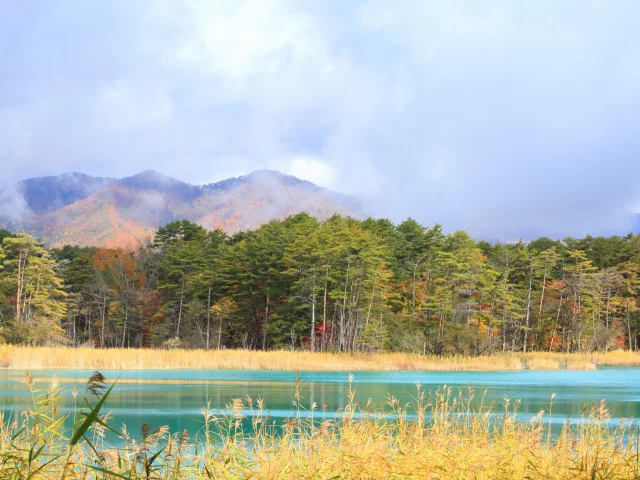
[0,169,360,247]
[245,169,287,178]
[0,172,115,216]
[120,170,201,200]
[202,169,319,193]
[121,169,182,185]
[246,169,313,185]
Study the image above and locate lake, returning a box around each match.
[1,368,638,440]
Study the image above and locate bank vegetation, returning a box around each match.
[3,345,640,371]
[1,372,639,479]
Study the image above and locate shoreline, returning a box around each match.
[1,345,639,371]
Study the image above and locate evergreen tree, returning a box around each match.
[1,215,639,354]
[2,233,68,345]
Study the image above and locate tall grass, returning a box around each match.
[0,345,526,371]
[1,372,639,479]
[520,350,640,369]
[2,345,640,371]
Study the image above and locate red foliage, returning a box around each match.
[139,290,164,346]
[611,319,627,348]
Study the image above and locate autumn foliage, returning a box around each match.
[1,216,640,353]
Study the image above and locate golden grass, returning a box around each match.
[524,357,560,370]
[566,360,598,371]
[1,345,640,371]
[3,375,639,479]
[0,345,525,371]
[590,349,640,366]
[522,350,640,370]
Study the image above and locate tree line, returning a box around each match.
[1,214,639,354]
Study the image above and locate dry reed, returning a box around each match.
[2,373,639,479]
[525,358,561,370]
[2,345,640,371]
[0,345,526,371]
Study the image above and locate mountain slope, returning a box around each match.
[0,170,359,247]
[195,170,357,233]
[0,172,115,227]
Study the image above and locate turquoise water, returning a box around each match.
[0,368,638,440]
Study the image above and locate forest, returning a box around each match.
[1,214,639,354]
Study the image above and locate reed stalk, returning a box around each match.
[3,345,640,371]
[0,372,639,478]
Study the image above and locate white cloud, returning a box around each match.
[282,156,338,189]
[0,106,33,161]
[167,1,325,91]
[0,185,32,224]
[1,0,640,238]
[94,81,173,132]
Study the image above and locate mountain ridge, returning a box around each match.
[0,170,359,248]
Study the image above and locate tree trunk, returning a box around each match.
[362,272,377,352]
[322,265,329,352]
[15,249,26,324]
[549,293,563,352]
[206,289,211,351]
[176,280,185,337]
[628,298,633,351]
[412,262,418,324]
[523,260,534,352]
[100,293,107,348]
[121,304,128,348]
[262,275,270,350]
[538,267,547,317]
[339,260,350,352]
[576,292,582,352]
[310,266,317,353]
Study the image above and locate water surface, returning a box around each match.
[1,368,638,439]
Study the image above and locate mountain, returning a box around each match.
[0,170,359,248]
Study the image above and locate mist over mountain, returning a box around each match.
[0,170,360,248]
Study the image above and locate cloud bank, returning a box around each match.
[1,0,639,238]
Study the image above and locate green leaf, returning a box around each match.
[89,465,132,479]
[69,379,119,447]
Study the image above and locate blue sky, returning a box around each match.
[1,1,639,238]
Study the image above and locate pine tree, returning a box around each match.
[2,233,68,345]
[564,250,598,352]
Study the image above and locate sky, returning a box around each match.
[1,0,639,239]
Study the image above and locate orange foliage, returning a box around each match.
[91,248,146,288]
[28,176,355,248]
